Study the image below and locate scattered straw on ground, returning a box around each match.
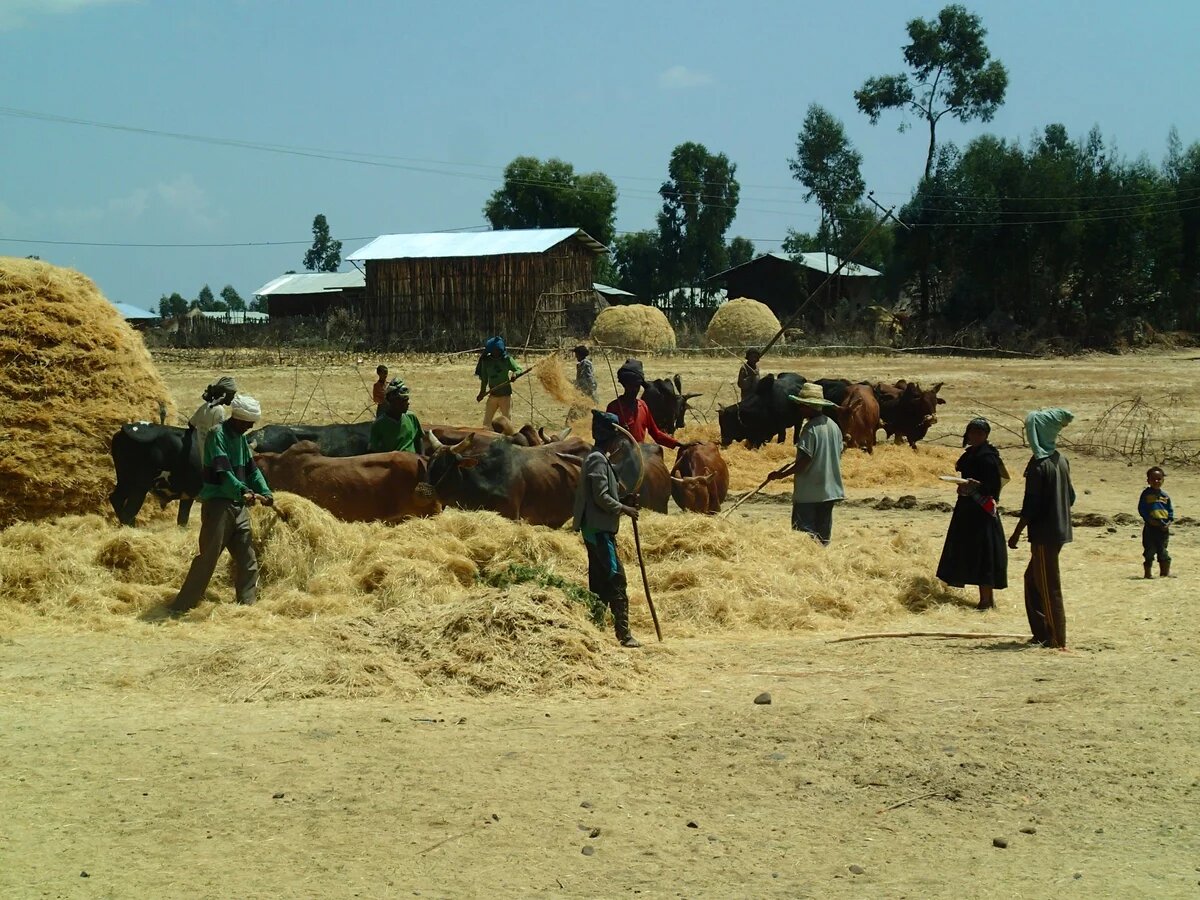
[591,305,677,352]
[0,258,175,526]
[0,491,960,700]
[706,298,781,349]
[677,425,960,493]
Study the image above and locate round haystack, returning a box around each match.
[705,297,781,349]
[0,258,175,526]
[590,304,676,352]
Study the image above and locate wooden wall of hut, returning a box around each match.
[362,239,596,347]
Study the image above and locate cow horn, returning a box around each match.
[425,429,445,451]
[683,392,702,401]
[450,433,474,454]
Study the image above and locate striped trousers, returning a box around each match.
[1024,543,1066,648]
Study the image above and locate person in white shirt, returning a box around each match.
[766,382,845,545]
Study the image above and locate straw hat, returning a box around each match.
[788,383,836,408]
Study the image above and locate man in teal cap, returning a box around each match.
[573,410,642,648]
[1009,408,1076,648]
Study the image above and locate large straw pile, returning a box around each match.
[706,298,781,349]
[0,258,175,525]
[591,305,677,352]
[0,493,960,700]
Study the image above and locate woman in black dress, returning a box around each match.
[937,417,1009,610]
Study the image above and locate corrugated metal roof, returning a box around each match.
[593,282,636,297]
[110,300,159,320]
[253,271,365,297]
[793,252,881,278]
[346,227,607,261]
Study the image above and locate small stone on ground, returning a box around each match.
[754,692,772,705]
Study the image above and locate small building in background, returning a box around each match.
[346,227,607,346]
[108,300,160,330]
[252,271,365,319]
[708,252,882,324]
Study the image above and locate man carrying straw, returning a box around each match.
[167,395,273,616]
[1008,408,1076,649]
[573,410,642,648]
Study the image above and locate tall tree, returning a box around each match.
[484,156,617,245]
[855,4,1008,181]
[613,230,667,301]
[788,105,866,254]
[726,236,755,267]
[303,213,342,272]
[656,142,740,288]
[220,285,247,311]
[158,292,188,319]
[191,284,227,312]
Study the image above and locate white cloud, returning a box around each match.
[658,65,715,91]
[0,0,132,30]
[44,175,220,230]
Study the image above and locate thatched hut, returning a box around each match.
[347,228,607,347]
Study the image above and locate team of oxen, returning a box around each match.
[109,372,943,529]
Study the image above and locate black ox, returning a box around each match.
[718,373,809,448]
[247,422,372,457]
[641,375,700,435]
[109,423,202,526]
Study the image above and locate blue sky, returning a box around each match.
[1,0,1195,309]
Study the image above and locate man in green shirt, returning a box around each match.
[369,379,423,454]
[475,335,522,426]
[168,394,273,615]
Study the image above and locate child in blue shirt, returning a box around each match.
[1138,466,1173,578]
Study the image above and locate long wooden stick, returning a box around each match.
[630,509,662,642]
[720,466,790,519]
[828,631,1027,644]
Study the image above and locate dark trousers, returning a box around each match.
[1024,543,1066,648]
[585,532,632,641]
[171,499,259,612]
[1142,525,1170,566]
[792,501,835,545]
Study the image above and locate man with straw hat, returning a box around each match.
[573,410,642,648]
[167,394,273,616]
[766,382,844,545]
[369,379,423,454]
[1008,408,1076,649]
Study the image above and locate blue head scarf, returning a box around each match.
[591,410,619,442]
[1025,408,1074,459]
[485,336,507,356]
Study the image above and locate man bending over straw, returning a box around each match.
[168,394,273,616]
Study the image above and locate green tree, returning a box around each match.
[788,105,865,253]
[158,292,188,319]
[855,4,1008,181]
[303,213,342,272]
[219,285,246,311]
[612,230,667,301]
[190,284,227,312]
[484,156,617,246]
[726,236,755,267]
[657,142,740,288]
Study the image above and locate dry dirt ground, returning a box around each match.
[2,348,1199,898]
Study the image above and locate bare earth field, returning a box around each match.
[2,348,1199,898]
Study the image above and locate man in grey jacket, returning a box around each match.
[573,410,642,648]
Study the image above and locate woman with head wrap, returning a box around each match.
[369,380,423,454]
[168,394,273,616]
[936,418,1009,610]
[475,336,522,427]
[1008,408,1076,648]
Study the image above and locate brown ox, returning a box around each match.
[872,380,945,449]
[254,441,441,522]
[833,383,881,454]
[670,442,730,514]
[425,433,589,527]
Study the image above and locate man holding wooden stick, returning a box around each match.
[572,410,641,648]
[474,335,522,426]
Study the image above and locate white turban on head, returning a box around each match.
[230,394,261,423]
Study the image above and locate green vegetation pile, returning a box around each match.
[0,258,175,526]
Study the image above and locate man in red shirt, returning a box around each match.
[606,358,690,449]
